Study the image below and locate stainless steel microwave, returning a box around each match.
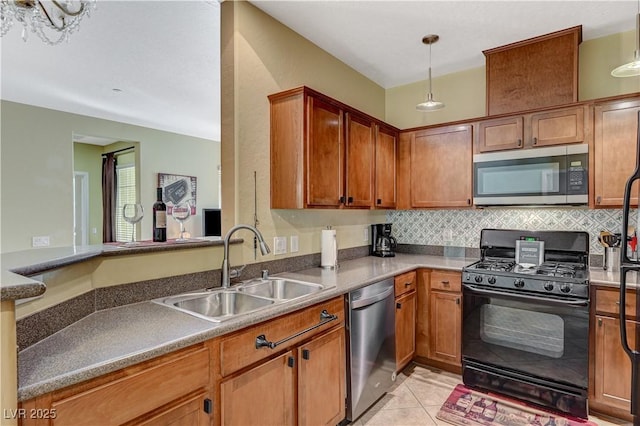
[473,144,588,206]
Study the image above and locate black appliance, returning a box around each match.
[620,111,640,425]
[202,208,222,237]
[462,228,590,419]
[370,223,397,257]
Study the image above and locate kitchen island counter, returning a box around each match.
[17,253,634,402]
[17,253,471,401]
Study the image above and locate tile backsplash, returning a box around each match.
[387,208,633,255]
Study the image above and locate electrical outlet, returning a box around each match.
[290,235,299,253]
[273,237,287,255]
[32,236,50,247]
[363,227,369,242]
[443,229,453,242]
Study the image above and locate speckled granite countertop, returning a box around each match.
[1,239,228,302]
[16,253,638,402]
[17,253,468,401]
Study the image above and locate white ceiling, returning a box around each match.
[1,0,221,141]
[251,0,637,88]
[1,1,637,142]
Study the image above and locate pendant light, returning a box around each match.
[416,34,445,111]
[612,2,640,77]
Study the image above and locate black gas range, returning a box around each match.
[462,228,590,300]
[461,229,591,419]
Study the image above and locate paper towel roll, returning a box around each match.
[321,229,337,269]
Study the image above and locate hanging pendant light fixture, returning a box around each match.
[416,34,445,111]
[612,1,640,77]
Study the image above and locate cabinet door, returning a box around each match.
[477,116,524,152]
[428,291,461,366]
[530,106,584,147]
[594,100,640,208]
[221,351,295,426]
[395,290,416,372]
[375,125,398,209]
[411,124,473,208]
[307,96,344,208]
[593,315,635,411]
[297,326,346,426]
[345,112,375,208]
[134,392,210,426]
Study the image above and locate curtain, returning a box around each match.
[102,153,117,242]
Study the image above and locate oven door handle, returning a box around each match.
[463,284,589,307]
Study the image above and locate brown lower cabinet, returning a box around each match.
[591,286,637,421]
[218,296,345,426]
[415,269,462,373]
[220,326,345,426]
[395,271,417,372]
[19,344,213,426]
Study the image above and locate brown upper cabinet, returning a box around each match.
[269,86,398,209]
[594,98,640,208]
[400,124,473,208]
[484,26,581,115]
[374,124,398,209]
[477,105,587,153]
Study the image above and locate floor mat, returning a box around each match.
[436,384,597,426]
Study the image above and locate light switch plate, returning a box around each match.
[363,227,369,242]
[273,237,287,255]
[290,235,299,253]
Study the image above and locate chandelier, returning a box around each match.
[0,0,95,45]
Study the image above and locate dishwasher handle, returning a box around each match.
[350,286,394,309]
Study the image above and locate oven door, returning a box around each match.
[462,283,589,418]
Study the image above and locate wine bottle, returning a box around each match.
[153,188,167,242]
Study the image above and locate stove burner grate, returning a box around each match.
[474,259,515,272]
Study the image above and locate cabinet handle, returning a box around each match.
[377,198,382,205]
[533,137,538,145]
[339,196,345,204]
[456,298,460,305]
[255,310,338,349]
[287,356,295,368]
[441,280,450,286]
[302,349,310,360]
[396,302,402,309]
[348,196,354,204]
[204,398,213,414]
[598,318,603,327]
[517,139,522,147]
[405,282,412,287]
[467,198,471,205]
[596,196,601,204]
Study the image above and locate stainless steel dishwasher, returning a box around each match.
[345,278,396,422]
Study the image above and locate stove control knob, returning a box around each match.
[544,282,554,292]
[560,283,572,293]
[488,276,496,285]
[474,275,483,283]
[514,278,525,288]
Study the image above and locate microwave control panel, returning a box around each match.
[567,156,588,194]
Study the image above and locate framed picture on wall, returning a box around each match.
[158,173,197,215]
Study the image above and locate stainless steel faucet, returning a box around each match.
[221,224,271,287]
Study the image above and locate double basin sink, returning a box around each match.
[155,278,324,323]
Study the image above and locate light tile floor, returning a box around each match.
[350,363,633,426]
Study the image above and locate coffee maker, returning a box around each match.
[371,223,397,257]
